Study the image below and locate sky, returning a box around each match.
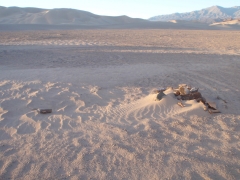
[1,0,239,19]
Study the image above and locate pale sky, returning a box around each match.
[1,0,239,19]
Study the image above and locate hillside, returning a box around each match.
[149,6,240,23]
[0,6,146,25]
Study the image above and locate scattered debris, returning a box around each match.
[196,97,206,103]
[154,84,224,114]
[190,87,198,93]
[203,105,208,111]
[180,92,203,101]
[179,84,189,95]
[208,109,221,114]
[205,102,221,114]
[207,102,217,110]
[172,84,221,114]
[177,101,185,108]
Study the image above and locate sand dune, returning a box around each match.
[0,29,240,179]
[210,19,240,27]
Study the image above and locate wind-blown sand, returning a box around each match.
[0,29,240,179]
[210,19,240,26]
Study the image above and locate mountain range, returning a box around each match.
[0,5,240,27]
[149,6,240,23]
[0,6,146,25]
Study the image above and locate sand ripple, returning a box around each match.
[0,79,239,179]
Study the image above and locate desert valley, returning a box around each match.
[0,5,240,180]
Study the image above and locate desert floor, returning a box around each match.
[0,29,240,180]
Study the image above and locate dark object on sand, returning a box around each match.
[174,90,180,96]
[196,97,206,104]
[180,92,202,100]
[207,102,217,110]
[208,109,221,114]
[206,102,221,114]
[156,91,166,101]
[39,109,52,114]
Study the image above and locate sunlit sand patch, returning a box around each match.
[0,29,240,179]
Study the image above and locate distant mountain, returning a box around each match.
[149,6,240,23]
[0,6,146,25]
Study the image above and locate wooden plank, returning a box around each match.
[39,109,52,114]
[207,102,217,110]
[208,109,221,114]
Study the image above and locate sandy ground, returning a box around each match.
[0,29,240,180]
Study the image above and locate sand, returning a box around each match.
[211,19,240,26]
[0,29,240,179]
